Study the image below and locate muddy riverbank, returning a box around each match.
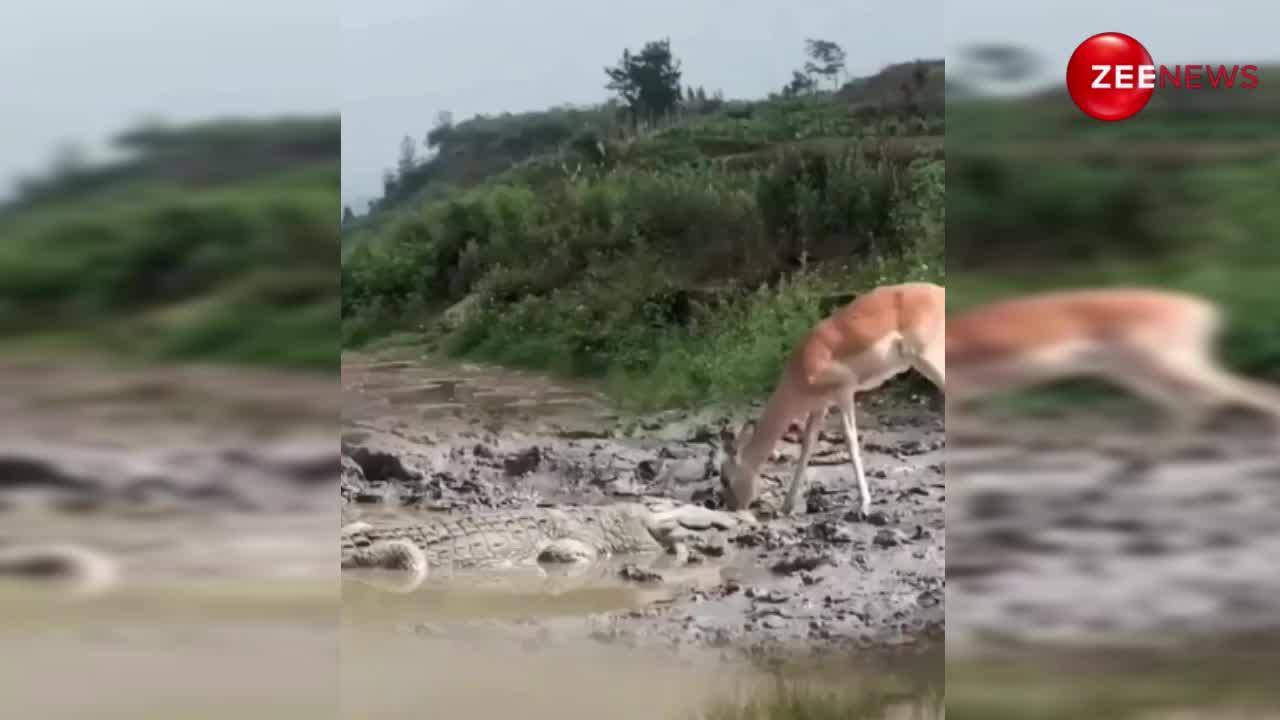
[947,420,1280,656]
[0,358,339,717]
[341,351,945,660]
[0,360,337,585]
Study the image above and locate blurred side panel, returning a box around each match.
[945,2,1280,717]
[0,1,339,718]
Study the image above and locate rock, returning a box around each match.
[771,553,834,575]
[619,564,663,584]
[873,529,909,548]
[503,447,542,476]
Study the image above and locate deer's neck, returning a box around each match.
[740,385,801,477]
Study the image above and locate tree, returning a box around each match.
[397,135,417,178]
[803,39,847,90]
[604,38,684,129]
[342,205,356,224]
[426,110,454,149]
[783,70,817,97]
[382,168,397,198]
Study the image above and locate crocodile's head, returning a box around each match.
[342,537,429,594]
[717,419,757,511]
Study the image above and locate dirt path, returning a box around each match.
[341,350,945,660]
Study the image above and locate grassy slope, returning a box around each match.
[0,117,339,372]
[343,61,945,410]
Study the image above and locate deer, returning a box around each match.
[717,282,945,515]
[945,287,1280,462]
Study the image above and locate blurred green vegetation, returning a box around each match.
[948,64,1280,396]
[0,116,338,371]
[343,48,944,410]
[947,653,1280,719]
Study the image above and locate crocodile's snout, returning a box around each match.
[342,538,430,593]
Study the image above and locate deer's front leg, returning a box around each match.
[837,393,871,515]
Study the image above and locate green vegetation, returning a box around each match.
[947,652,1280,719]
[343,39,944,410]
[0,116,338,371]
[948,58,1280,417]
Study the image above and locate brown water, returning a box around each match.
[1,581,336,719]
[340,628,937,720]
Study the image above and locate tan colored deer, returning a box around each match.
[946,287,1280,458]
[718,282,945,515]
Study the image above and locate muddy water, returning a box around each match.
[946,413,1280,718]
[0,358,338,718]
[341,627,938,720]
[341,350,946,717]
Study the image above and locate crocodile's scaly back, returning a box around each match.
[342,504,665,576]
[341,500,752,592]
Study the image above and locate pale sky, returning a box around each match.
[342,0,946,211]
[0,0,337,200]
[8,1,1271,208]
[945,0,1280,90]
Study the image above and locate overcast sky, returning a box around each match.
[0,0,337,200]
[946,0,1280,89]
[5,1,1272,207]
[342,0,946,211]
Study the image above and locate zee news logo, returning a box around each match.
[1066,32,1261,121]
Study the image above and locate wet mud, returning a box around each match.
[0,359,335,592]
[947,419,1280,656]
[0,359,338,717]
[341,352,945,660]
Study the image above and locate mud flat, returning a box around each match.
[0,359,337,583]
[0,358,337,717]
[341,351,945,661]
[946,418,1280,658]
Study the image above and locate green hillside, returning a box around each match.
[343,45,945,410]
[0,116,339,371]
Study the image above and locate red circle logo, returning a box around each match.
[1066,32,1154,121]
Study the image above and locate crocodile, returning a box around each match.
[341,498,756,592]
